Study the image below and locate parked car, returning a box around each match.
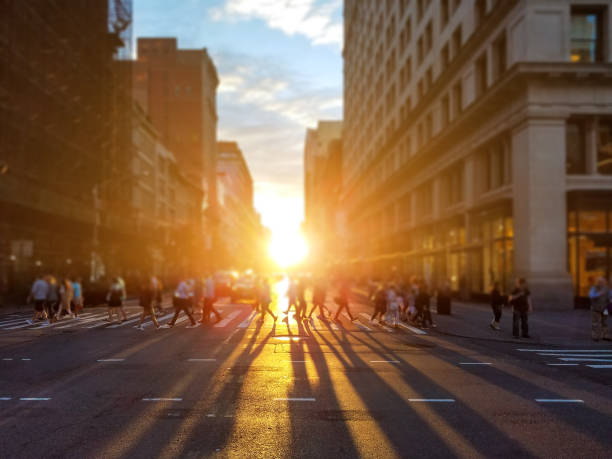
[214,271,236,297]
[231,274,256,302]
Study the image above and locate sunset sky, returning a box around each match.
[134,0,343,239]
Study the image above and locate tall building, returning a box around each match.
[0,0,133,302]
[133,37,219,265]
[342,0,612,307]
[304,121,343,265]
[216,141,262,270]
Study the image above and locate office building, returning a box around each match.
[342,0,612,307]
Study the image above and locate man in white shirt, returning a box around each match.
[27,275,49,323]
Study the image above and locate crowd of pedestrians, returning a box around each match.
[26,274,84,325]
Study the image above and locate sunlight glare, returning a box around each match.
[268,232,309,268]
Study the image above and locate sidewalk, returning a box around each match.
[352,288,610,347]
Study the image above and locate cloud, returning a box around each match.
[213,50,342,230]
[210,0,342,47]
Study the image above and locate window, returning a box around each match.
[492,32,507,81]
[452,25,462,59]
[598,119,612,174]
[441,43,450,72]
[452,81,462,117]
[441,95,450,128]
[424,21,433,54]
[566,119,587,174]
[417,37,424,63]
[474,0,487,28]
[570,7,605,62]
[425,113,433,140]
[441,0,450,27]
[444,163,464,207]
[475,53,487,96]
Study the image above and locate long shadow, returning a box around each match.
[124,318,279,457]
[283,316,362,457]
[313,319,535,457]
[415,331,612,448]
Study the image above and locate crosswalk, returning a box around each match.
[0,306,429,336]
[517,348,612,369]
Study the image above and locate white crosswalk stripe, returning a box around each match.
[237,311,257,328]
[518,348,612,368]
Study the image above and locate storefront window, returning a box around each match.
[568,211,577,233]
[579,211,607,232]
[598,119,612,175]
[494,217,504,238]
[578,235,607,296]
[504,216,514,238]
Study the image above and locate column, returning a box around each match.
[511,117,573,309]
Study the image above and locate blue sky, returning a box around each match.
[133,0,343,235]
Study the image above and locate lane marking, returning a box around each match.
[274,398,316,402]
[107,313,144,328]
[141,312,174,328]
[547,363,579,366]
[2,358,13,361]
[187,358,216,362]
[459,362,492,365]
[0,397,12,400]
[237,311,258,328]
[518,349,612,352]
[57,313,109,328]
[142,398,182,402]
[342,312,372,331]
[538,353,612,358]
[535,399,584,403]
[370,360,400,363]
[409,399,455,403]
[19,397,51,401]
[206,414,216,417]
[359,313,393,332]
[586,364,612,369]
[21,358,31,361]
[214,310,241,328]
[97,359,125,362]
[559,358,612,362]
[398,322,427,335]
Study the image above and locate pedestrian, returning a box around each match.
[257,278,277,323]
[106,277,126,323]
[370,285,387,322]
[45,275,60,323]
[164,279,199,328]
[416,281,434,328]
[116,276,128,321]
[56,277,74,320]
[405,285,417,323]
[308,278,329,319]
[72,277,84,318]
[201,274,222,323]
[509,277,532,339]
[135,279,159,330]
[489,281,504,331]
[436,280,452,315]
[26,275,49,324]
[297,278,308,320]
[283,278,300,320]
[588,277,610,342]
[387,286,402,328]
[333,277,357,322]
[151,275,164,316]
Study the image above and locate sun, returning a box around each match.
[268,231,309,268]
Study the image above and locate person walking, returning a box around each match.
[56,277,74,320]
[416,281,434,328]
[283,278,300,321]
[257,278,277,323]
[490,282,505,331]
[201,274,222,323]
[135,279,160,330]
[308,278,329,319]
[45,275,60,323]
[297,278,308,320]
[165,279,199,328]
[509,278,532,339]
[72,277,84,318]
[151,276,164,316]
[589,277,610,342]
[370,285,387,323]
[26,275,49,324]
[106,277,126,323]
[333,277,357,323]
[387,286,402,328]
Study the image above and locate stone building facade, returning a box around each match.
[342,0,612,307]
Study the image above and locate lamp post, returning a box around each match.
[90,171,149,282]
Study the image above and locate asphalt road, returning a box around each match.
[1,293,611,458]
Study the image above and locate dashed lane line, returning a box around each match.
[0,397,12,400]
[459,362,492,365]
[142,398,182,402]
[535,399,584,403]
[408,399,455,403]
[274,398,316,402]
[547,363,579,366]
[559,358,612,362]
[97,359,125,362]
[19,397,51,401]
[537,353,612,357]
[586,364,612,369]
[370,360,400,363]
[517,349,612,352]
